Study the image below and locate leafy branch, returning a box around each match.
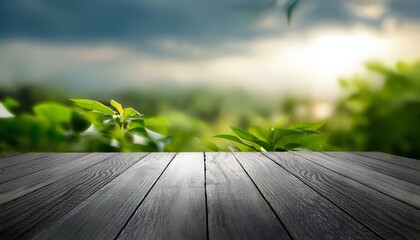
[209,118,328,152]
[71,99,170,152]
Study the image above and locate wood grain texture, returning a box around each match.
[34,153,176,240]
[0,153,115,205]
[324,152,420,186]
[117,153,206,240]
[0,153,53,169]
[0,153,148,240]
[0,153,22,159]
[1,152,418,239]
[0,153,88,183]
[234,152,379,240]
[265,152,420,240]
[205,152,290,240]
[357,152,420,171]
[296,152,420,209]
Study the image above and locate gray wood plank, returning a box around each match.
[0,153,22,159]
[117,153,206,240]
[324,152,420,186]
[296,152,420,209]
[0,153,116,205]
[0,153,148,240]
[34,153,176,240]
[0,153,54,169]
[357,152,420,171]
[265,152,420,240]
[205,152,290,240]
[233,152,379,240]
[0,153,89,183]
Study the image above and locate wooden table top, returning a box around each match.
[0,152,419,239]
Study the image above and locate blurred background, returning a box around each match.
[0,0,419,158]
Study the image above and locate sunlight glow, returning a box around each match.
[1,23,418,99]
[305,32,387,77]
[347,0,387,19]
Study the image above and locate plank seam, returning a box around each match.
[113,153,178,240]
[0,153,56,170]
[0,153,91,184]
[0,153,118,206]
[204,152,210,240]
[353,152,420,171]
[20,153,151,239]
[264,152,385,240]
[232,152,294,240]
[293,152,420,210]
[0,153,22,158]
[323,152,420,185]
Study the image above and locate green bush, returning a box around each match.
[0,99,170,152]
[329,60,420,158]
[207,118,328,152]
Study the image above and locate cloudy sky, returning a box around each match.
[0,0,419,99]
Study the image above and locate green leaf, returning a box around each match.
[230,127,258,142]
[129,143,159,152]
[128,127,148,137]
[145,128,169,151]
[215,134,245,145]
[2,97,20,113]
[229,145,241,152]
[71,111,91,132]
[34,103,72,125]
[82,111,104,126]
[286,0,301,26]
[287,122,325,131]
[274,147,287,152]
[157,136,172,145]
[214,134,258,151]
[255,140,272,151]
[127,118,145,130]
[247,126,273,150]
[274,117,289,129]
[122,107,142,120]
[71,99,115,115]
[283,133,329,150]
[196,138,220,152]
[249,125,269,141]
[110,100,124,115]
[229,127,272,150]
[274,129,301,140]
[283,143,303,150]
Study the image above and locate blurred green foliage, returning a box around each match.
[329,60,420,158]
[0,86,279,152]
[212,118,328,152]
[0,99,169,152]
[0,101,88,152]
[1,60,420,158]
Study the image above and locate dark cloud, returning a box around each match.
[0,0,418,48]
[0,0,191,40]
[389,0,420,19]
[0,0,274,42]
